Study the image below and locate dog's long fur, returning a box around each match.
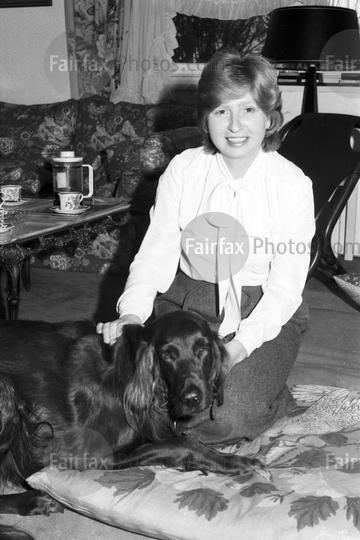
[0,311,259,538]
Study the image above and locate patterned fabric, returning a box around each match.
[72,95,152,194]
[27,384,360,540]
[0,159,44,195]
[66,0,126,99]
[0,95,197,272]
[33,220,138,275]
[0,99,79,194]
[140,126,202,174]
[334,273,360,306]
[72,96,197,198]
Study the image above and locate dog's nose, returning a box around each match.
[182,390,201,407]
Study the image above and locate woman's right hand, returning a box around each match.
[96,314,143,345]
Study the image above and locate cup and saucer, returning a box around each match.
[50,192,90,215]
[0,184,26,206]
[0,224,15,233]
[2,200,28,207]
[0,188,17,233]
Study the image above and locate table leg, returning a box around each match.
[21,255,31,291]
[0,245,31,320]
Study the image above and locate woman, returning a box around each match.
[97,50,315,444]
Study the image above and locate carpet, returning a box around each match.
[13,267,360,391]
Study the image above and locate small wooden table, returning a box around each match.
[0,197,131,319]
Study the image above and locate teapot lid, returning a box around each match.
[52,150,83,163]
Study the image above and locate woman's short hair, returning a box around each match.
[197,49,283,152]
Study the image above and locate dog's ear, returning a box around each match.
[121,323,145,354]
[210,333,228,406]
[122,325,161,428]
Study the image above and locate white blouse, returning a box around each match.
[117,146,315,357]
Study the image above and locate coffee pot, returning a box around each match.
[52,151,94,199]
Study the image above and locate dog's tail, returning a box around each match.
[0,524,35,540]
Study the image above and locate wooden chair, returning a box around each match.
[278,113,360,279]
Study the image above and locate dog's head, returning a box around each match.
[122,311,228,423]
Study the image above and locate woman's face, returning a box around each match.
[207,91,270,174]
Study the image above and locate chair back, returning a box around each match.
[279,113,360,223]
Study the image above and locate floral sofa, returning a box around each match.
[0,96,202,273]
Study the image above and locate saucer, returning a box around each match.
[0,224,14,233]
[49,205,90,215]
[2,199,27,207]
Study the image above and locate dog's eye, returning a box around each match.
[196,345,210,355]
[159,347,178,361]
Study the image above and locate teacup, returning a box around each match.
[0,184,22,203]
[58,191,84,212]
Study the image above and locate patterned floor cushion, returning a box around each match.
[26,385,360,540]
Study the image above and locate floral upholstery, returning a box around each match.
[0,99,79,195]
[72,96,198,197]
[0,95,198,273]
[140,126,203,175]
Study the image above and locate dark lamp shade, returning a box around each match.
[262,6,360,68]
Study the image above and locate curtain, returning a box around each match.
[111,0,178,104]
[65,0,126,99]
[111,0,360,105]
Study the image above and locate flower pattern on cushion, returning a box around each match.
[73,96,197,194]
[0,159,43,195]
[0,137,16,157]
[73,96,149,161]
[0,99,79,194]
[140,126,202,175]
[26,386,360,540]
[73,97,152,194]
[0,99,79,159]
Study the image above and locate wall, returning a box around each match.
[0,0,70,104]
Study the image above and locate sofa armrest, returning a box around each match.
[139,126,202,176]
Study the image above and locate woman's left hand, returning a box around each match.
[224,338,248,372]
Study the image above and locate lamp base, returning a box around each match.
[302,64,319,114]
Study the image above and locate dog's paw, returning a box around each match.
[16,491,64,516]
[34,494,64,516]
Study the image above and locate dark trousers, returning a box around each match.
[154,271,309,445]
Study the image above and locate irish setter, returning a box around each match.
[0,311,259,538]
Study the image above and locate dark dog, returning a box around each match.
[0,311,259,537]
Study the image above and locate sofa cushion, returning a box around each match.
[73,96,150,163]
[140,126,203,175]
[0,99,79,159]
[0,158,51,195]
[73,96,198,191]
[0,99,79,193]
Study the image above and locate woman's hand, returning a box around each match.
[96,314,143,345]
[224,338,248,372]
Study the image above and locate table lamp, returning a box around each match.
[262,6,360,113]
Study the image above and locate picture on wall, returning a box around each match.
[0,0,52,6]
